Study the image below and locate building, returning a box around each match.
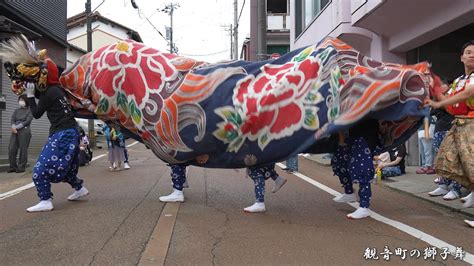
[66,11,143,66]
[0,0,68,161]
[241,0,290,61]
[65,11,143,146]
[290,0,474,165]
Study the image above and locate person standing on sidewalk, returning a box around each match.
[0,37,89,212]
[8,94,33,173]
[415,116,435,174]
[424,40,474,228]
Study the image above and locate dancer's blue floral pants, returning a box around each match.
[247,164,279,203]
[32,128,83,200]
[331,137,374,208]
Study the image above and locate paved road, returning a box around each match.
[1,143,472,265]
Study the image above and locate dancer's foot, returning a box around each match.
[68,187,89,201]
[272,176,287,193]
[243,202,266,213]
[159,189,184,202]
[442,190,460,200]
[26,199,53,212]
[462,192,473,208]
[333,193,357,203]
[464,220,474,228]
[428,186,449,197]
[347,207,370,219]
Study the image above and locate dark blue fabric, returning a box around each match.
[170,164,187,191]
[32,128,83,200]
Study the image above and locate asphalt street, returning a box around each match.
[0,143,473,265]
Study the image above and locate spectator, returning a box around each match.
[107,125,126,171]
[78,128,93,166]
[8,94,33,173]
[282,155,298,173]
[377,143,406,179]
[416,116,435,174]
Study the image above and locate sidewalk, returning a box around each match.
[304,154,474,217]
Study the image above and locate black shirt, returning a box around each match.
[28,85,77,135]
[349,119,380,151]
[389,144,406,174]
[432,108,454,133]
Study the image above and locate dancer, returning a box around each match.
[159,160,287,213]
[244,164,287,213]
[425,40,474,227]
[0,36,89,212]
[331,119,380,219]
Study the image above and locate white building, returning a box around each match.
[66,11,143,66]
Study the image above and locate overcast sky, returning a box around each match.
[67,0,250,63]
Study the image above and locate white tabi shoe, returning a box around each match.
[443,190,460,200]
[462,192,473,208]
[272,176,287,193]
[26,199,53,212]
[243,202,266,213]
[428,186,449,197]
[159,189,184,202]
[347,207,370,219]
[68,187,89,201]
[464,220,474,228]
[333,193,357,203]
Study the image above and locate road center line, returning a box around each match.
[139,203,180,266]
[275,162,473,264]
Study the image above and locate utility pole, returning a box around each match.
[161,3,179,53]
[222,24,233,59]
[85,0,96,148]
[233,0,238,60]
[230,25,234,59]
[256,0,267,61]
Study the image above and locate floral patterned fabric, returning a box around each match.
[59,37,436,168]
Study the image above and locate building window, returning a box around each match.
[295,0,330,37]
[267,45,290,56]
[267,0,287,14]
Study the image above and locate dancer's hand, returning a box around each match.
[24,82,36,98]
[423,98,442,109]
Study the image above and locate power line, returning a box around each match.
[129,0,168,43]
[237,0,246,26]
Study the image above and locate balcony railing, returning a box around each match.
[267,13,289,31]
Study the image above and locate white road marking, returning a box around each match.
[0,147,125,201]
[127,141,139,148]
[276,162,473,264]
[0,183,35,200]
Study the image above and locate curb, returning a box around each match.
[383,184,473,218]
[301,155,473,218]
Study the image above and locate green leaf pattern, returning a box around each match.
[130,101,142,124]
